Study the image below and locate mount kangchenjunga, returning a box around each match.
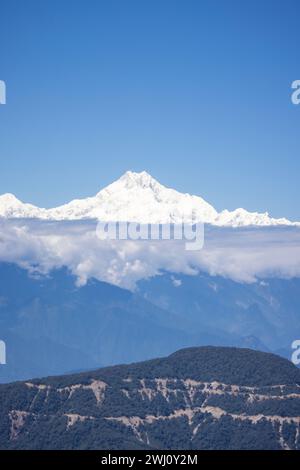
[0,171,297,226]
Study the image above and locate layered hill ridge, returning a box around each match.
[0,346,300,450]
[0,171,297,226]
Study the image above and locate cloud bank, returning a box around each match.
[1,219,300,290]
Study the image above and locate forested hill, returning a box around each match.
[0,347,300,450]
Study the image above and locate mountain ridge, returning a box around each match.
[0,171,298,227]
[1,263,271,384]
[1,346,300,450]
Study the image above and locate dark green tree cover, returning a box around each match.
[0,346,299,450]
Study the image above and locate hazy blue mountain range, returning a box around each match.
[0,263,299,382]
[0,346,300,450]
[138,272,300,355]
[0,263,239,383]
[0,263,193,383]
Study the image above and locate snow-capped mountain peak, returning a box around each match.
[0,193,45,219]
[91,170,218,223]
[0,171,298,227]
[97,170,164,197]
[0,193,22,205]
[115,170,159,189]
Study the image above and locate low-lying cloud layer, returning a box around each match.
[1,219,300,290]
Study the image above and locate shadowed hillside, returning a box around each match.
[0,346,299,450]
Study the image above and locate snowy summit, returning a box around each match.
[0,171,297,227]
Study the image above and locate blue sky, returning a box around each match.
[0,0,299,219]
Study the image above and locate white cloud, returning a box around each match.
[1,219,300,290]
[171,277,182,287]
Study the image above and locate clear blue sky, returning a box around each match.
[0,0,299,219]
